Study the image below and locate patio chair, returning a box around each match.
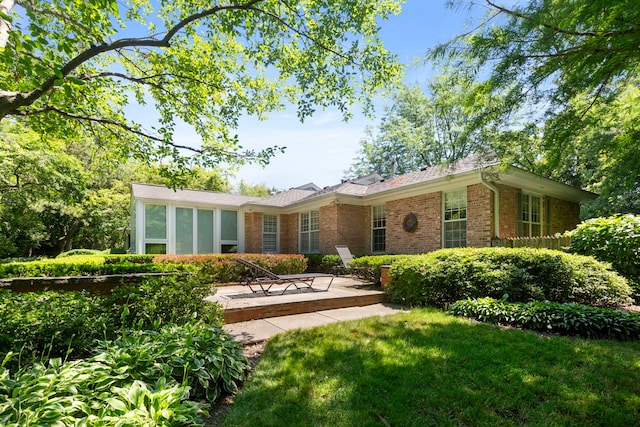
[233,258,334,295]
[334,245,375,282]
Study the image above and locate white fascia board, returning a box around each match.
[500,167,597,202]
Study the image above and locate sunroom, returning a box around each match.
[130,183,261,255]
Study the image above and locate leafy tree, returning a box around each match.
[0,120,87,256]
[432,0,640,158]
[0,0,403,178]
[347,71,493,178]
[235,180,278,196]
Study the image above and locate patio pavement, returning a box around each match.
[207,277,407,344]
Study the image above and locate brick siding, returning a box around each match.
[244,212,263,253]
[386,192,441,254]
[466,183,494,247]
[549,197,581,234]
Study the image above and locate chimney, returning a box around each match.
[389,157,396,179]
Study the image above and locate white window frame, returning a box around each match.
[143,203,168,254]
[299,210,320,253]
[262,214,279,253]
[443,189,467,248]
[371,205,386,253]
[518,193,543,237]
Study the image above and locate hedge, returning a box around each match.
[0,253,306,283]
[567,214,640,295]
[386,248,633,308]
[450,298,640,341]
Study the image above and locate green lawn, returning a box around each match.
[222,309,640,426]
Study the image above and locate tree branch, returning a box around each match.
[17,0,93,38]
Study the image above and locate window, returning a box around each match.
[443,190,467,248]
[197,209,214,254]
[262,214,278,253]
[372,205,386,253]
[518,193,542,237]
[175,207,194,254]
[299,210,319,253]
[144,204,167,254]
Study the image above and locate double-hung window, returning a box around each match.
[443,190,467,248]
[299,210,319,253]
[371,205,386,253]
[262,214,278,253]
[518,193,542,237]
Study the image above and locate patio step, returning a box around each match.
[222,292,386,323]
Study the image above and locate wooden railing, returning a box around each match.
[491,234,571,250]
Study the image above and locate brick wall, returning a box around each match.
[279,213,298,254]
[466,183,493,247]
[496,183,518,238]
[319,205,338,254]
[337,205,370,255]
[386,192,441,254]
[244,212,263,253]
[549,197,581,234]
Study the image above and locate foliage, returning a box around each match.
[235,180,278,197]
[56,248,105,257]
[433,0,640,145]
[0,273,220,369]
[110,274,220,330]
[385,248,633,308]
[450,297,640,341]
[94,322,249,402]
[349,254,409,281]
[155,253,307,283]
[0,121,88,257]
[0,255,179,278]
[346,72,493,178]
[0,321,250,426]
[567,214,640,294]
[0,0,403,174]
[222,309,640,426]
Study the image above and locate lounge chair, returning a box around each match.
[334,245,375,281]
[233,258,334,295]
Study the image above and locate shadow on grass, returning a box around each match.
[222,309,640,426]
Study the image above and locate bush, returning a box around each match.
[567,214,640,295]
[56,249,103,257]
[154,253,307,283]
[0,273,221,369]
[386,248,633,308]
[350,254,414,283]
[450,297,640,341]
[0,321,250,426]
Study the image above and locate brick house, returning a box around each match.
[130,154,595,255]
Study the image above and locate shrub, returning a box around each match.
[154,253,307,283]
[350,254,413,283]
[450,298,640,341]
[386,248,633,308]
[56,249,103,257]
[567,214,640,295]
[0,322,250,426]
[0,273,221,369]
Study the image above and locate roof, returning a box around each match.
[131,183,262,207]
[131,153,596,209]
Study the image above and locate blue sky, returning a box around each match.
[181,1,488,190]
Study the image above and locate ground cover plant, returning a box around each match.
[385,248,633,308]
[221,309,640,426]
[450,298,640,340]
[0,273,220,370]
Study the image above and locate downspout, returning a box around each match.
[479,170,500,239]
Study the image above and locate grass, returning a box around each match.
[222,309,640,426]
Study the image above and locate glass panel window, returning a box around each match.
[197,209,214,254]
[175,207,194,254]
[262,214,278,253]
[372,205,386,253]
[145,204,166,239]
[518,194,543,237]
[220,210,238,241]
[145,243,166,254]
[443,190,467,248]
[299,211,320,253]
